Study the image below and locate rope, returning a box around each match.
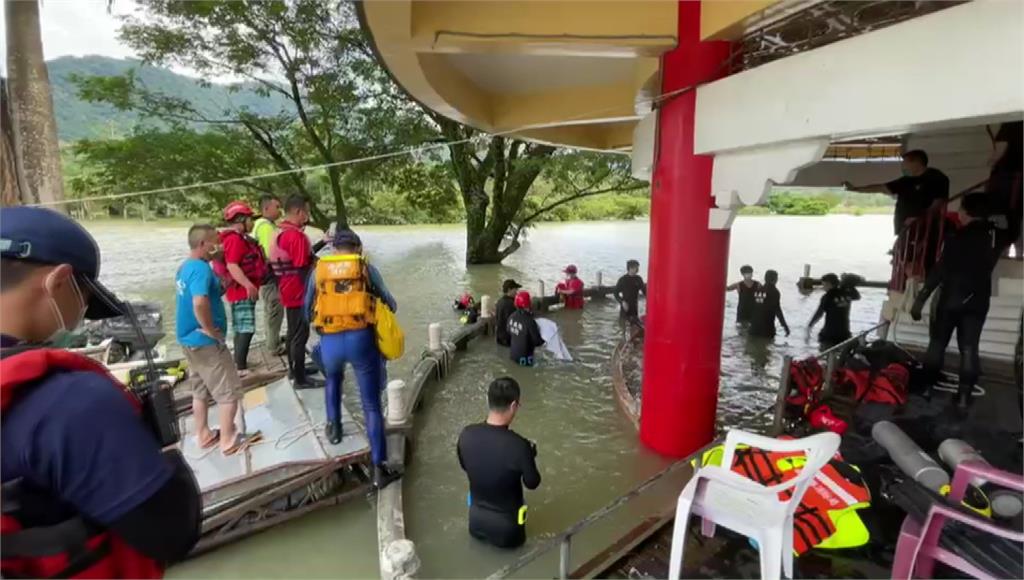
[32,51,743,209]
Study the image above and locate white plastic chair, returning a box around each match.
[668,430,841,580]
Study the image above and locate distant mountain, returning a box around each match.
[48,55,293,142]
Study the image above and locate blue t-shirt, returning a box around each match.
[175,258,226,347]
[1,370,174,524]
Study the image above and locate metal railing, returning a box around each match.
[889,179,988,293]
[771,321,890,435]
[486,403,776,580]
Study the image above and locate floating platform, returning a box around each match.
[180,377,372,554]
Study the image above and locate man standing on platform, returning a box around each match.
[269,195,321,390]
[252,195,284,355]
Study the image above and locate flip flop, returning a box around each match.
[222,431,263,456]
[198,429,220,449]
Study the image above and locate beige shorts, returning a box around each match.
[184,343,243,404]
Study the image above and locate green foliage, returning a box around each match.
[767,192,836,215]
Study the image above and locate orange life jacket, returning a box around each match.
[0,348,163,579]
[312,254,376,333]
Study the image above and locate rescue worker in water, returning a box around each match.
[305,227,402,490]
[457,377,541,549]
[0,207,201,578]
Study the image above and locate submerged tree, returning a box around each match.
[75,0,430,226]
[432,116,645,264]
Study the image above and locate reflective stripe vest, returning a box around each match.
[312,254,376,333]
[0,348,163,579]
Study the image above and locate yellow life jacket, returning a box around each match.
[313,254,375,333]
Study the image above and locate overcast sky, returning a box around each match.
[1,1,137,68]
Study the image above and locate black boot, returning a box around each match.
[955,383,973,411]
[325,420,343,445]
[373,464,403,490]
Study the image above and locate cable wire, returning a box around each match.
[31,52,741,209]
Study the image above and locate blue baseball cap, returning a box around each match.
[0,206,125,319]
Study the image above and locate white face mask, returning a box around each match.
[45,273,87,347]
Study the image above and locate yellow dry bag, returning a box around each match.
[375,299,404,360]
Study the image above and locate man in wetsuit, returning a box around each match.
[807,273,861,350]
[726,265,761,325]
[614,259,647,320]
[507,291,545,366]
[495,279,521,347]
[748,269,790,339]
[911,193,1003,409]
[457,377,541,549]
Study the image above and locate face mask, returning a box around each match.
[45,274,87,347]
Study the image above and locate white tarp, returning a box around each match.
[535,318,572,362]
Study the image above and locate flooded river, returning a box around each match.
[86,216,894,578]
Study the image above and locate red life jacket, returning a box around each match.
[211,229,268,290]
[0,348,164,579]
[786,358,824,406]
[858,363,909,405]
[267,221,305,278]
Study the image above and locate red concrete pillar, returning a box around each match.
[639,1,732,458]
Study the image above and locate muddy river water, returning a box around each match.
[84,215,894,578]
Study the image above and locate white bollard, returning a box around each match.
[480,294,494,318]
[427,322,442,352]
[596,270,603,287]
[386,380,408,426]
[538,280,546,298]
[803,264,811,278]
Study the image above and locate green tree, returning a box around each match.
[74,0,431,226]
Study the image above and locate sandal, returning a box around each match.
[198,429,220,449]
[222,431,264,456]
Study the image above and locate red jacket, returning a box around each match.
[1,349,163,579]
[271,220,312,308]
[556,277,585,309]
[215,229,268,303]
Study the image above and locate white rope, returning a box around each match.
[31,78,715,209]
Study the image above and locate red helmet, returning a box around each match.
[223,200,255,222]
[563,264,578,274]
[514,291,532,309]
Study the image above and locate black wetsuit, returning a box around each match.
[614,274,646,318]
[987,121,1023,250]
[457,423,541,548]
[749,284,788,338]
[914,220,1002,392]
[735,281,762,324]
[508,310,544,365]
[495,295,515,347]
[811,287,861,348]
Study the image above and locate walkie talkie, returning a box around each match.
[123,302,180,447]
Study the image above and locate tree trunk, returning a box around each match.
[5,0,65,210]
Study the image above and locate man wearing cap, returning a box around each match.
[508,291,545,366]
[555,265,585,310]
[304,227,401,489]
[218,201,268,373]
[495,279,521,347]
[0,207,200,578]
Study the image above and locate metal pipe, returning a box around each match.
[823,351,838,396]
[558,536,571,580]
[772,355,793,436]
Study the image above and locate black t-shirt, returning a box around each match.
[749,285,785,338]
[615,274,646,316]
[735,280,762,323]
[507,310,544,362]
[457,423,541,515]
[495,295,516,346]
[993,121,1023,174]
[887,167,950,233]
[814,287,860,343]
